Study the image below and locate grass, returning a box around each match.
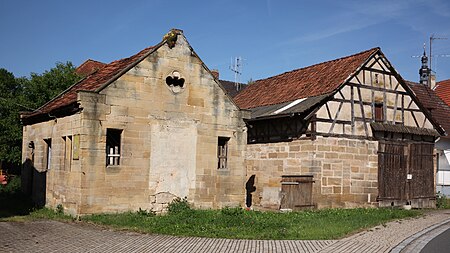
[1,179,423,240]
[82,203,422,240]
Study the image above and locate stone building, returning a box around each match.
[21,29,249,215]
[234,47,445,209]
[21,30,447,215]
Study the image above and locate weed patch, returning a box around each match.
[81,207,421,240]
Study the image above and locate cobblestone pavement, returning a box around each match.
[1,210,449,253]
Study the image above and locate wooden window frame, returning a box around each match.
[217,137,230,169]
[375,103,384,122]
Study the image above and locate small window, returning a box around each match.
[62,136,72,170]
[218,137,230,169]
[44,138,52,170]
[375,103,384,122]
[106,129,122,166]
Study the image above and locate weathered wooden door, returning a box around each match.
[280,175,314,209]
[378,141,435,204]
[409,143,435,199]
[378,142,407,201]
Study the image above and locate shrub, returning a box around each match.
[167,197,191,214]
[137,208,155,217]
[56,204,64,214]
[0,176,21,195]
[436,192,449,209]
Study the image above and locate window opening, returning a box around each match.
[44,138,52,170]
[106,129,122,166]
[218,137,230,169]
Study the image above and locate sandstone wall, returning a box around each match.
[22,113,83,215]
[245,136,379,209]
[76,35,247,214]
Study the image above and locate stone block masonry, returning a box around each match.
[246,136,379,209]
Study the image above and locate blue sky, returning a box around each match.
[1,0,450,84]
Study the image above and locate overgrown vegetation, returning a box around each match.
[0,176,34,218]
[81,200,422,240]
[436,192,450,209]
[0,184,423,240]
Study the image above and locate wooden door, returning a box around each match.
[378,141,435,203]
[409,143,435,199]
[378,142,407,200]
[280,176,314,209]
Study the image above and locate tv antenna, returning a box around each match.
[230,56,242,91]
[429,34,448,73]
[411,35,449,80]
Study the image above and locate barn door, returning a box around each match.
[409,143,435,199]
[280,175,314,209]
[378,142,408,201]
[378,141,435,205]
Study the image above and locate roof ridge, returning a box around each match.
[254,47,379,83]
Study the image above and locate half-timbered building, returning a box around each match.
[234,47,445,209]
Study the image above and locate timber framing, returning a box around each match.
[244,48,445,144]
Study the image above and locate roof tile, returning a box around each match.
[408,81,450,137]
[234,48,378,109]
[75,59,106,76]
[436,79,450,107]
[24,46,155,118]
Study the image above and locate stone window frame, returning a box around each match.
[165,70,186,94]
[106,129,122,166]
[62,135,72,171]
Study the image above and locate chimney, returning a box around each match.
[211,69,219,79]
[430,73,436,90]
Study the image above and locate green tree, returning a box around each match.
[0,69,23,164]
[21,62,80,110]
[0,62,81,166]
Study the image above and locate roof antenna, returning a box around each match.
[230,56,242,91]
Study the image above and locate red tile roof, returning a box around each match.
[436,79,450,107]
[408,81,450,138]
[234,48,379,109]
[23,46,155,119]
[75,59,106,76]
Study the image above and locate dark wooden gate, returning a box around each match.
[378,142,407,201]
[409,143,435,199]
[280,175,314,209]
[378,141,435,206]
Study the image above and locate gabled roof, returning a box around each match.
[408,81,450,138]
[75,59,106,76]
[21,29,240,124]
[234,47,379,109]
[22,45,157,120]
[436,79,450,107]
[219,80,246,98]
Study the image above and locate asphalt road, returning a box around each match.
[421,227,450,253]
